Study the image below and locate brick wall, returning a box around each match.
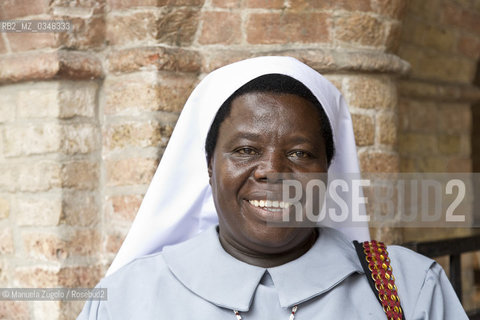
[474,65,480,229]
[398,0,480,174]
[396,1,479,251]
[0,0,478,318]
[396,0,480,310]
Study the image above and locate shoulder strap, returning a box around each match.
[353,240,405,320]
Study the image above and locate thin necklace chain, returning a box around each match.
[233,305,298,320]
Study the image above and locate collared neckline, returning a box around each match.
[162,226,363,311]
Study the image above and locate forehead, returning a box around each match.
[224,92,322,132]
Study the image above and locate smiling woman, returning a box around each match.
[77,57,467,319]
[207,76,330,268]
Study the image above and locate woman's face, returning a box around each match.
[208,92,328,256]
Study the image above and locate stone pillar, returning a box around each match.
[101,0,205,267]
[0,59,104,319]
[0,1,105,318]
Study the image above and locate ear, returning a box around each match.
[207,158,213,184]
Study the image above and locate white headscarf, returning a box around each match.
[107,56,370,276]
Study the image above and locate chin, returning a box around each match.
[244,225,300,250]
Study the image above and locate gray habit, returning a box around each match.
[78,226,468,319]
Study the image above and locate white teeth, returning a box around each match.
[248,200,292,209]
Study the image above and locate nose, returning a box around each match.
[253,150,288,183]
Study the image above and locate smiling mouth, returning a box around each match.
[247,200,293,212]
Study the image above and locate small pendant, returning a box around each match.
[233,305,298,320]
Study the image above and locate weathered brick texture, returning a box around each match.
[6,33,58,52]
[105,158,158,186]
[106,0,157,10]
[22,230,101,261]
[107,47,201,73]
[199,11,242,45]
[0,198,10,219]
[104,72,196,114]
[344,76,396,109]
[58,17,106,50]
[352,114,375,146]
[377,112,397,146]
[62,191,98,226]
[0,228,14,254]
[288,0,371,11]
[359,151,400,173]
[157,7,201,46]
[106,12,157,46]
[0,301,30,320]
[397,0,480,185]
[371,0,407,19]
[335,13,387,47]
[1,0,479,317]
[0,52,103,84]
[106,194,143,224]
[0,161,62,193]
[247,12,330,44]
[0,0,50,19]
[15,195,63,226]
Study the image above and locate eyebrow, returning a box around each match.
[226,132,321,146]
[287,136,320,145]
[226,132,263,142]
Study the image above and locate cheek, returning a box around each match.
[213,158,250,189]
[211,164,248,200]
[211,159,253,219]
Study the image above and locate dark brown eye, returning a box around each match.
[237,147,257,155]
[288,151,310,159]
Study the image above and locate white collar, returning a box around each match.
[162,226,363,311]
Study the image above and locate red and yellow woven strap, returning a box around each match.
[353,240,405,320]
